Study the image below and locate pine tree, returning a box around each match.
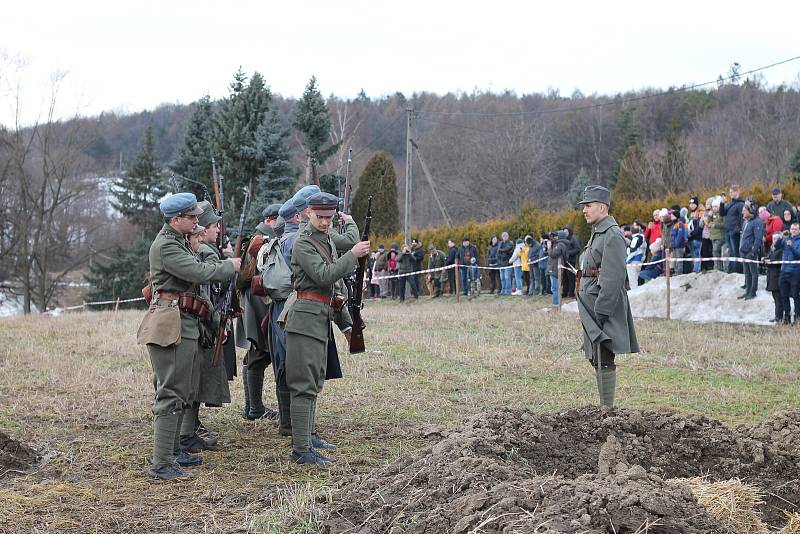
[172,95,214,192]
[568,168,590,207]
[254,109,296,206]
[110,124,169,238]
[351,152,400,235]
[293,76,340,185]
[211,69,272,229]
[608,108,639,189]
[85,239,151,305]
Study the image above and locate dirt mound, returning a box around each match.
[0,430,39,475]
[329,407,800,533]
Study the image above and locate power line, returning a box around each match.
[414,55,800,118]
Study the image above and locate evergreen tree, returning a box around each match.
[293,76,339,185]
[254,109,296,206]
[110,124,169,238]
[568,168,590,207]
[211,69,272,229]
[172,95,214,192]
[351,152,400,235]
[85,239,151,306]
[608,108,639,189]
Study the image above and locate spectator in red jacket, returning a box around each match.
[644,209,663,245]
[763,208,783,250]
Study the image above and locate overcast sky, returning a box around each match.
[2,0,799,126]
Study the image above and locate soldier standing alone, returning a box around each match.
[137,193,241,480]
[284,192,370,465]
[577,185,639,408]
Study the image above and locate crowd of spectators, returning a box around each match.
[625,185,799,324]
[362,185,800,325]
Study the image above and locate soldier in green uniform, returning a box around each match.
[577,185,639,407]
[284,192,370,466]
[237,203,282,421]
[176,200,233,450]
[426,244,447,298]
[137,193,241,480]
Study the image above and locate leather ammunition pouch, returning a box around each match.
[176,293,210,321]
[252,274,267,297]
[142,284,153,305]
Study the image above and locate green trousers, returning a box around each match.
[148,338,201,466]
[285,332,327,453]
[197,344,231,406]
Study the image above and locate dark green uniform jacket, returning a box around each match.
[427,249,448,282]
[148,223,235,339]
[577,215,639,359]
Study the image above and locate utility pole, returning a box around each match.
[404,108,413,245]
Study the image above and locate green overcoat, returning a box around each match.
[577,215,639,359]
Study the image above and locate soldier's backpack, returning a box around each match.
[256,237,293,300]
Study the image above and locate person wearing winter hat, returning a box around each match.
[738,203,764,300]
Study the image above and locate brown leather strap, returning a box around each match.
[296,290,333,306]
[156,291,181,301]
[581,268,600,278]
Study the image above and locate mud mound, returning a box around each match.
[0,430,39,475]
[329,407,800,533]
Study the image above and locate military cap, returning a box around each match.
[197,200,221,227]
[578,185,611,206]
[273,215,286,237]
[278,199,299,220]
[307,192,338,216]
[160,192,204,217]
[262,203,282,219]
[292,185,321,212]
[190,224,206,236]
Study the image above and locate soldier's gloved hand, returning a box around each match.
[596,312,609,329]
[351,241,371,258]
[229,257,242,272]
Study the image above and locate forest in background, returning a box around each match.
[3,61,800,311]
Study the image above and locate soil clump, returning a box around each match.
[0,430,39,476]
[329,406,800,533]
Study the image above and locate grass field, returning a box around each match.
[0,295,797,533]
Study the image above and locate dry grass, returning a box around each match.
[781,511,800,533]
[671,477,768,533]
[0,295,797,532]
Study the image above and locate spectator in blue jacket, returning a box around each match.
[775,222,800,324]
[720,185,745,273]
[738,203,764,300]
[667,205,688,275]
[457,237,480,296]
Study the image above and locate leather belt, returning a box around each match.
[297,290,345,311]
[580,268,600,278]
[297,290,334,306]
[156,291,181,301]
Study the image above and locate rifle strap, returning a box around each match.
[295,233,337,294]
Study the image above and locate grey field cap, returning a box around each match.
[578,185,611,206]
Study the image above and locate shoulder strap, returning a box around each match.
[302,233,335,265]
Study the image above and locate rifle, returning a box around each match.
[212,189,250,366]
[347,195,372,354]
[211,158,226,250]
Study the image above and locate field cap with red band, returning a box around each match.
[307,192,338,217]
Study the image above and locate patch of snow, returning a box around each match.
[0,292,24,317]
[562,271,782,326]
